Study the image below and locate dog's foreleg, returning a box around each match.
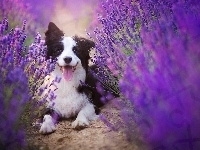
[72,103,98,129]
[39,108,60,134]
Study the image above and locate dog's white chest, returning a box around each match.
[51,83,88,118]
[46,66,89,118]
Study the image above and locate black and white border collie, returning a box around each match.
[39,22,104,134]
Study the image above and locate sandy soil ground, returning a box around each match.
[26,102,145,150]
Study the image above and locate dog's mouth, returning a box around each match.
[60,64,77,81]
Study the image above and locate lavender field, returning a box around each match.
[1,0,200,150]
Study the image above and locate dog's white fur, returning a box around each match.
[39,37,98,134]
[40,115,56,133]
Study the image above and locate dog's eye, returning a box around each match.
[56,48,62,53]
[52,48,61,56]
[72,47,77,52]
[56,47,62,52]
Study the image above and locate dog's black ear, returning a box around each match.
[45,22,64,45]
[84,38,95,50]
[83,38,95,50]
[47,22,60,32]
[74,36,95,51]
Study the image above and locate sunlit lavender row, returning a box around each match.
[0,18,60,149]
[92,0,200,149]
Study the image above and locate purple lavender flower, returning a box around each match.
[0,18,59,148]
[91,0,200,149]
[0,0,57,49]
[0,19,30,148]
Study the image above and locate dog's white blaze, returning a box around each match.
[57,37,80,67]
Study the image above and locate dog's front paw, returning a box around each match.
[39,115,56,134]
[72,117,89,129]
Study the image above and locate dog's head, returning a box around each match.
[45,22,95,81]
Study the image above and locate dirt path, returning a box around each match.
[27,103,143,150]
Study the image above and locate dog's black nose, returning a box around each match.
[64,57,72,64]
